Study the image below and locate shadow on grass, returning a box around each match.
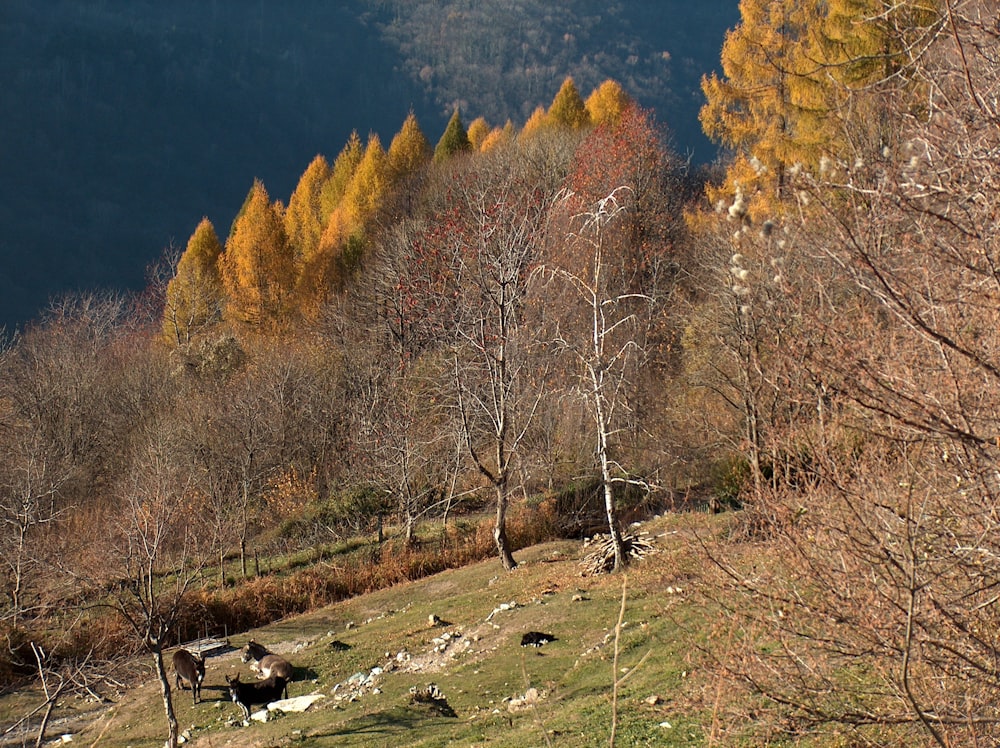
[306,704,457,740]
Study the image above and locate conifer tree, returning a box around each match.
[219,179,295,330]
[548,76,591,130]
[342,133,389,231]
[433,108,472,163]
[520,105,550,138]
[700,0,824,217]
[284,155,331,272]
[466,116,491,151]
[163,218,223,346]
[320,130,364,220]
[585,79,633,127]
[801,0,938,159]
[387,112,432,180]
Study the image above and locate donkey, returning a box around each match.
[241,639,294,681]
[171,648,206,704]
[226,672,288,721]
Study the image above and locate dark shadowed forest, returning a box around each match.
[0,0,737,330]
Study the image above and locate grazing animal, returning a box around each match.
[241,639,294,681]
[520,631,557,648]
[226,673,288,721]
[172,649,206,704]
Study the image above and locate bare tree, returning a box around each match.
[104,429,208,748]
[702,4,1000,743]
[446,150,555,570]
[532,187,656,570]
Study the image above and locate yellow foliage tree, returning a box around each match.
[466,116,491,151]
[162,217,223,346]
[219,179,295,331]
[548,76,591,130]
[341,133,388,232]
[520,105,549,139]
[284,155,331,272]
[319,130,364,221]
[700,0,824,218]
[585,79,633,128]
[387,112,432,181]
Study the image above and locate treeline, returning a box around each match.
[5,0,1000,743]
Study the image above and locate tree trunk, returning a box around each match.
[154,648,179,748]
[595,393,626,572]
[494,482,517,570]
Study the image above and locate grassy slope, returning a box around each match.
[8,512,737,748]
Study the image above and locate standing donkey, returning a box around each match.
[172,648,206,704]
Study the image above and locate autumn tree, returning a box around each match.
[548,76,590,130]
[433,108,472,163]
[387,112,432,181]
[479,121,514,152]
[319,130,364,220]
[531,103,683,568]
[219,179,295,332]
[284,155,331,272]
[162,218,223,346]
[520,106,549,139]
[466,116,491,151]
[354,215,469,544]
[585,79,632,127]
[700,0,825,217]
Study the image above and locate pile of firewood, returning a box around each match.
[580,532,658,576]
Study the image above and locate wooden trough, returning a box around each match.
[181,636,230,658]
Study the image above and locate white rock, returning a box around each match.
[268,694,325,713]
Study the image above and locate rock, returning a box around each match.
[267,694,325,713]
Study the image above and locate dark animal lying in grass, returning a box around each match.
[241,639,294,680]
[226,673,288,721]
[520,631,557,647]
[171,649,205,704]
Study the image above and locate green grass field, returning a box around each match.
[0,512,754,747]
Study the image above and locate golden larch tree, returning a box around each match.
[162,218,223,346]
[585,79,633,128]
[387,112,432,181]
[219,179,295,331]
[466,116,491,151]
[284,154,331,273]
[700,0,825,218]
[548,76,591,130]
[319,130,364,221]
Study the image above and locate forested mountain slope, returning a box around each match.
[0,0,737,330]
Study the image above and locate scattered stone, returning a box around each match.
[645,694,662,705]
[486,600,518,621]
[429,613,451,627]
[508,687,544,712]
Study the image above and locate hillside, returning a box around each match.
[0,1,738,330]
[0,511,734,748]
